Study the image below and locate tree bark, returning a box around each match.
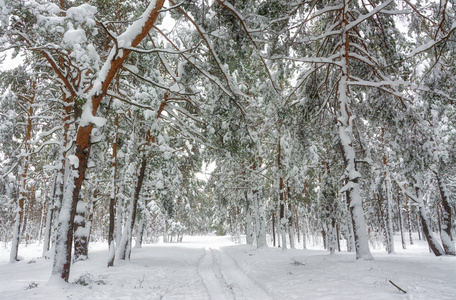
[416,211,422,240]
[397,186,406,249]
[404,187,414,245]
[322,229,327,250]
[10,91,34,263]
[336,223,341,252]
[135,217,145,248]
[378,179,393,254]
[436,174,455,255]
[301,206,308,250]
[279,178,287,250]
[278,140,287,250]
[302,216,307,250]
[43,173,59,256]
[272,211,276,247]
[115,185,124,247]
[107,114,118,267]
[328,219,337,254]
[22,184,34,246]
[51,1,166,282]
[337,25,373,260]
[253,189,267,248]
[118,156,147,260]
[10,163,28,263]
[385,177,395,254]
[74,186,95,262]
[380,128,394,254]
[415,187,445,256]
[245,191,254,245]
[73,199,87,262]
[42,177,55,258]
[287,184,295,249]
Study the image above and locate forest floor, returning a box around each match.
[0,234,455,300]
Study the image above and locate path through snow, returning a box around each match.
[0,235,455,299]
[198,247,272,300]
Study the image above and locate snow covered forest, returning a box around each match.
[0,0,455,298]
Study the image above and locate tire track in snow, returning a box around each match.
[197,248,233,300]
[211,248,274,300]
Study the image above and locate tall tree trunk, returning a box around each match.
[337,25,373,260]
[295,207,301,243]
[85,195,94,250]
[74,186,95,262]
[415,187,445,256]
[52,125,92,281]
[378,180,393,254]
[302,215,307,250]
[10,163,28,263]
[272,211,276,247]
[344,193,355,253]
[397,186,406,249]
[336,223,341,252]
[49,123,68,259]
[52,89,74,252]
[385,177,395,254]
[435,174,455,255]
[163,218,169,243]
[381,128,395,254]
[22,186,34,246]
[279,179,287,250]
[339,123,372,259]
[42,175,56,258]
[235,206,241,244]
[322,229,327,250]
[328,219,337,254]
[404,186,413,245]
[245,210,254,244]
[253,189,267,248]
[245,191,254,245]
[107,114,118,267]
[51,1,165,282]
[416,211,422,241]
[50,91,78,278]
[118,157,147,260]
[135,216,145,248]
[301,207,308,250]
[278,140,287,250]
[252,189,260,246]
[288,217,295,249]
[38,181,51,244]
[73,199,87,262]
[10,91,34,263]
[115,185,124,247]
[287,184,295,249]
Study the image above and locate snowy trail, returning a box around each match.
[198,248,232,300]
[198,247,273,300]
[1,236,455,300]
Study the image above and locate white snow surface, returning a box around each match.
[0,235,454,299]
[63,28,87,46]
[67,155,79,168]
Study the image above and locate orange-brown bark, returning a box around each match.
[54,0,166,281]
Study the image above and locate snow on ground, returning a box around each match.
[0,235,455,300]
